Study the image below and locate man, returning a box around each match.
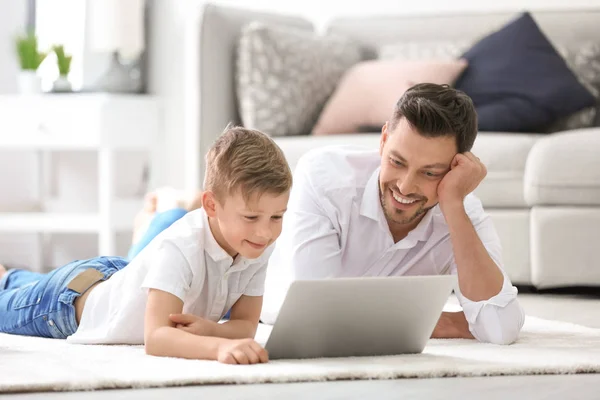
[261,83,525,345]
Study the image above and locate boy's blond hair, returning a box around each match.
[204,125,292,202]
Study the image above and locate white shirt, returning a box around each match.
[262,146,525,344]
[68,208,272,345]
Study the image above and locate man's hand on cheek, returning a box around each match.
[437,152,487,212]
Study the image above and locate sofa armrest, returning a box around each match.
[147,2,312,190]
[524,128,600,206]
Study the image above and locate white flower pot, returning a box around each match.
[17,71,42,94]
[52,76,72,93]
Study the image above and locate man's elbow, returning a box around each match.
[472,300,525,345]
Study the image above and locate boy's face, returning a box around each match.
[205,190,290,259]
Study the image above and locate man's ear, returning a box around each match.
[201,191,218,218]
[380,122,389,156]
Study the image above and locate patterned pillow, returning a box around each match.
[550,42,600,131]
[378,41,473,62]
[236,22,361,136]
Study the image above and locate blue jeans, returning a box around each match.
[0,209,189,338]
[0,257,128,338]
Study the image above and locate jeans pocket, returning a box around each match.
[45,314,68,339]
[13,282,42,310]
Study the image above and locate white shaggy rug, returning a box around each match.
[2,316,600,393]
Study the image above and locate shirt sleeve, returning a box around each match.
[261,160,345,324]
[141,240,194,302]
[450,197,526,345]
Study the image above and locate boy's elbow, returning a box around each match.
[145,338,159,356]
[144,343,155,356]
[144,333,158,356]
[144,327,168,356]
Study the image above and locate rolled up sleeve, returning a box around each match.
[455,273,525,345]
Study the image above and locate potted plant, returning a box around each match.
[52,45,73,92]
[14,31,46,93]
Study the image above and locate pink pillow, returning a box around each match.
[312,59,468,135]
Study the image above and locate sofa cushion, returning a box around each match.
[274,134,380,172]
[550,42,600,132]
[524,128,600,206]
[471,133,539,207]
[311,59,468,135]
[455,12,596,133]
[236,21,361,136]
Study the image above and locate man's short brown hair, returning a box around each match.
[204,125,292,202]
[389,83,478,153]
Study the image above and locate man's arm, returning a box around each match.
[431,210,525,344]
[436,153,525,344]
[144,289,268,364]
[438,153,503,300]
[446,210,525,345]
[444,203,504,301]
[438,152,525,344]
[431,311,474,339]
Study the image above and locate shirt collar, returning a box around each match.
[360,168,384,222]
[406,206,436,243]
[359,167,436,244]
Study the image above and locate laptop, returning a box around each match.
[263,275,456,360]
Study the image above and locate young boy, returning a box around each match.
[0,126,292,365]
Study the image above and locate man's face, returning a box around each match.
[379,118,457,228]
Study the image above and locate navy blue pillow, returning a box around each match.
[455,12,596,133]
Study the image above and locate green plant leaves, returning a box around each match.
[15,31,46,70]
[52,45,73,76]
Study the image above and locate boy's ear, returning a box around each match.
[201,191,218,218]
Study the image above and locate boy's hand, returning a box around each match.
[169,313,217,337]
[217,338,269,364]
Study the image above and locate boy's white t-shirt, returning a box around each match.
[67,208,272,345]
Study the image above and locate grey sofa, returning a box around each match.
[149,3,600,288]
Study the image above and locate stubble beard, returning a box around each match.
[380,184,435,226]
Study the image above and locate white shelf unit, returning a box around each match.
[0,94,161,268]
[0,199,141,233]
